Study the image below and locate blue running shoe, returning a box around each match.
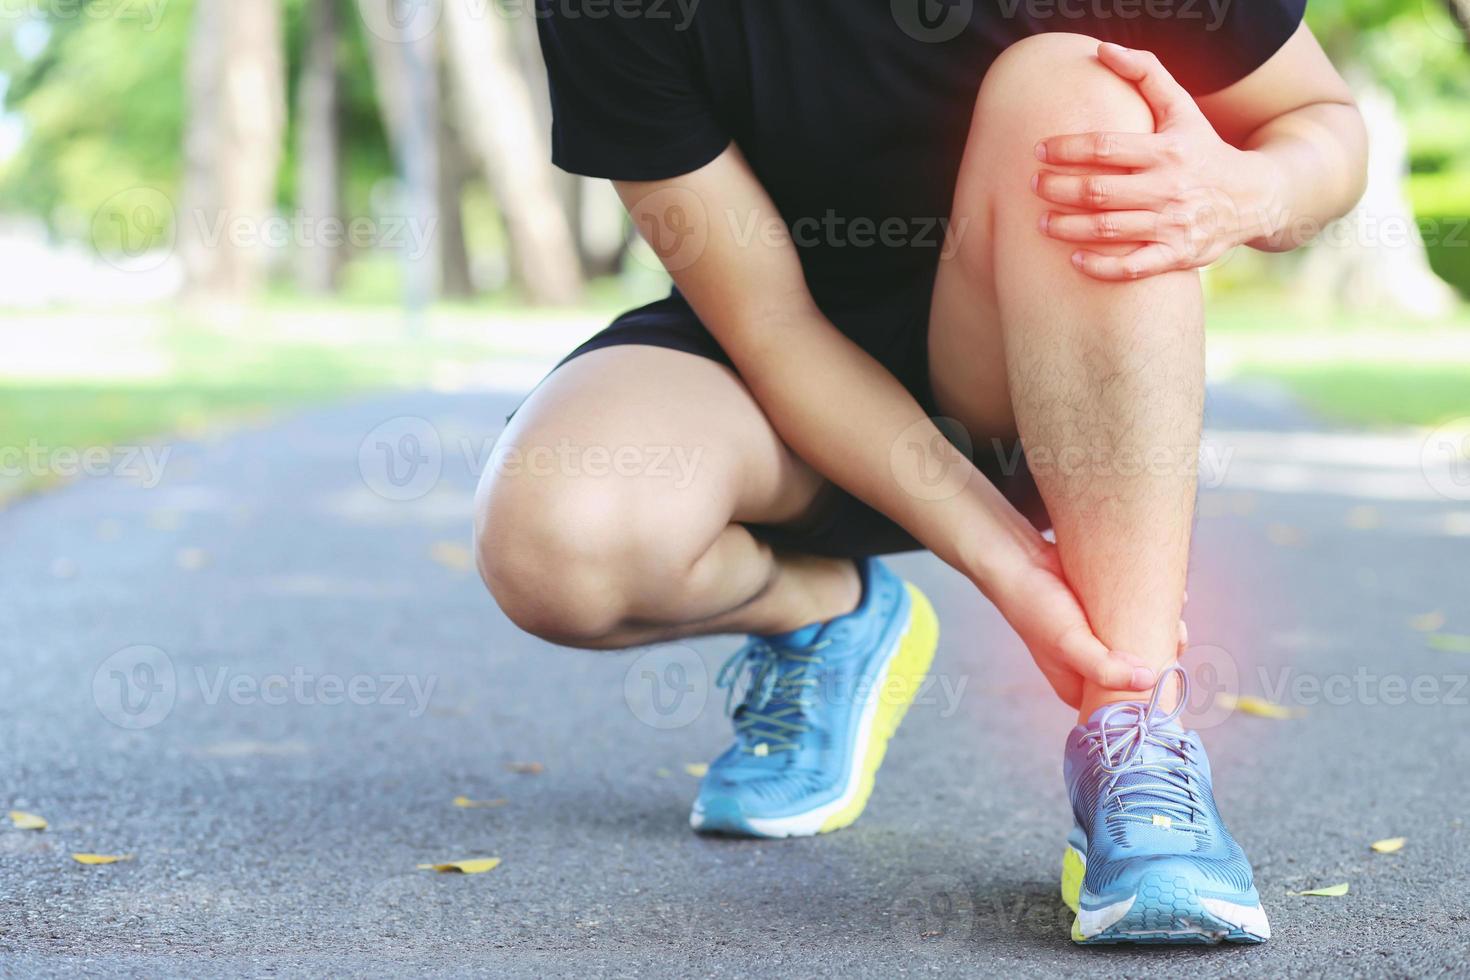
[1062,664,1270,944]
[690,558,938,838]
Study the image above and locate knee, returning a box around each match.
[473,465,693,648]
[977,33,1154,139]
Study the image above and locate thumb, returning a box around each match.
[1095,42,1194,127]
[1056,622,1157,692]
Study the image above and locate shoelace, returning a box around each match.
[715,639,829,755]
[1083,664,1205,833]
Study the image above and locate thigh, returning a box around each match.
[490,344,826,538]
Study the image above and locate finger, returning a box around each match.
[1035,132,1162,168]
[1041,210,1161,243]
[1095,42,1194,125]
[1054,622,1156,692]
[1032,171,1171,210]
[1071,243,1180,281]
[1178,618,1189,654]
[1043,664,1084,710]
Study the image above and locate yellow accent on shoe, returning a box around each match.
[1061,845,1085,914]
[817,583,938,833]
[1063,845,1088,941]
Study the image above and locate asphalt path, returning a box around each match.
[3,382,1468,977]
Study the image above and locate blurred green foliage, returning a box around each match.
[0,0,394,251]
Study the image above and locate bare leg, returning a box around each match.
[930,34,1202,718]
[476,345,860,649]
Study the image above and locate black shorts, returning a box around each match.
[538,287,1048,559]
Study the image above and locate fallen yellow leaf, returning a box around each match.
[430,541,474,572]
[453,795,507,809]
[9,810,47,830]
[176,547,209,571]
[1371,837,1406,854]
[1216,693,1303,719]
[417,857,501,874]
[1427,633,1470,654]
[72,853,132,865]
[655,767,672,778]
[506,761,544,775]
[684,763,709,778]
[1289,882,1349,897]
[1409,611,1446,632]
[1345,505,1379,530]
[1265,523,1303,547]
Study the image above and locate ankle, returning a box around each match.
[767,555,862,634]
[1076,665,1182,724]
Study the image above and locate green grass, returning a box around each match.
[0,384,339,458]
[4,284,1470,508]
[1207,295,1470,426]
[0,367,379,501]
[0,315,501,501]
[1244,363,1470,428]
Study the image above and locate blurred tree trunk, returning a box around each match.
[356,0,441,303]
[437,103,475,299]
[179,0,286,300]
[442,0,582,305]
[296,0,343,294]
[577,177,630,278]
[1442,0,1470,41]
[1294,70,1456,318]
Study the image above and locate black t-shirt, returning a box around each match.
[537,0,1304,333]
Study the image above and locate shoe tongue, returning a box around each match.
[1089,703,1192,823]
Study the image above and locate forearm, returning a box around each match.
[1234,101,1368,252]
[726,305,1044,592]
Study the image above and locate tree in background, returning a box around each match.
[178,0,287,300]
[1290,0,1470,316]
[441,0,582,305]
[296,0,344,294]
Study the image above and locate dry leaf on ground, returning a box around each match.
[1409,611,1446,632]
[430,542,474,572]
[417,858,501,874]
[1216,693,1303,719]
[453,795,507,809]
[1289,882,1349,897]
[1427,633,1470,654]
